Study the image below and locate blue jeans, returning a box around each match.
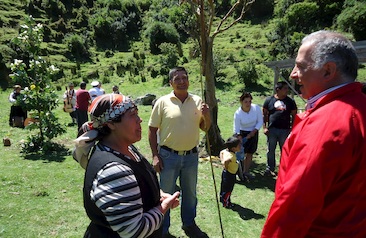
[159,147,198,234]
[266,128,290,171]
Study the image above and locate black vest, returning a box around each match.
[83,144,162,238]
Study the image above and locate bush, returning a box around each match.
[158,43,180,85]
[90,0,142,50]
[337,1,366,41]
[64,33,91,61]
[144,21,181,54]
[235,60,258,87]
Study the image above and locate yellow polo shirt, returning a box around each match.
[148,91,203,151]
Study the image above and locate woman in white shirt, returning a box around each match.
[233,92,263,181]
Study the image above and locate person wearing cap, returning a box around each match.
[73,94,180,238]
[148,66,211,238]
[75,82,91,131]
[261,31,366,237]
[89,80,105,101]
[8,85,27,127]
[63,82,77,125]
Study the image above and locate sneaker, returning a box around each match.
[182,222,209,238]
[223,203,235,209]
[264,169,277,177]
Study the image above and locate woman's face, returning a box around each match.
[241,97,252,109]
[113,108,142,144]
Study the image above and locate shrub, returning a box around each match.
[235,60,259,87]
[337,1,366,41]
[64,33,91,61]
[144,21,180,54]
[158,43,180,85]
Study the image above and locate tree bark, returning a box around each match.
[203,37,225,155]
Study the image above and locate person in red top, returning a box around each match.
[261,30,366,238]
[75,82,91,132]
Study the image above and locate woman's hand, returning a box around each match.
[159,191,180,214]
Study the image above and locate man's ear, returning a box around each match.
[323,62,337,80]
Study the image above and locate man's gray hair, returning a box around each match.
[302,30,358,80]
[169,66,188,81]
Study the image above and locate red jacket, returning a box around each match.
[261,83,366,238]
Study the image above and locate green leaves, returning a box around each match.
[10,15,66,154]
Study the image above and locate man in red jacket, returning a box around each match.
[261,30,366,238]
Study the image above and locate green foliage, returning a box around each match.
[144,21,181,54]
[64,33,91,61]
[235,60,259,88]
[285,2,319,33]
[158,42,180,85]
[274,0,303,18]
[267,2,321,59]
[90,0,142,50]
[9,16,65,153]
[337,0,366,40]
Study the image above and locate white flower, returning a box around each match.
[49,65,59,72]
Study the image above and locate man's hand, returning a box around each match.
[200,103,211,131]
[152,155,163,173]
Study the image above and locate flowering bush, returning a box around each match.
[10,16,66,153]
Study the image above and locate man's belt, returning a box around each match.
[160,145,197,156]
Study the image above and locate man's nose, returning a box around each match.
[290,68,298,79]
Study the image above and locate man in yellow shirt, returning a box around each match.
[148,66,210,238]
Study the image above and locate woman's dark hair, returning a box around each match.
[239,92,252,102]
[97,114,124,137]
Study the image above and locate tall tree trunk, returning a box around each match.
[203,37,225,155]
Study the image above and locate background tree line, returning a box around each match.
[1,0,365,90]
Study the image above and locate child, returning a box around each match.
[219,136,242,208]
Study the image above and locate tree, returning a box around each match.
[181,0,255,155]
[337,0,366,41]
[10,16,66,154]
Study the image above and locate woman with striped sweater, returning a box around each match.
[73,94,180,238]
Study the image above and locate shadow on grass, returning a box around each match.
[236,161,277,192]
[230,203,265,221]
[22,143,70,162]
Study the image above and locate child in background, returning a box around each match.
[219,136,242,208]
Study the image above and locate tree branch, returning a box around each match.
[212,0,255,38]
